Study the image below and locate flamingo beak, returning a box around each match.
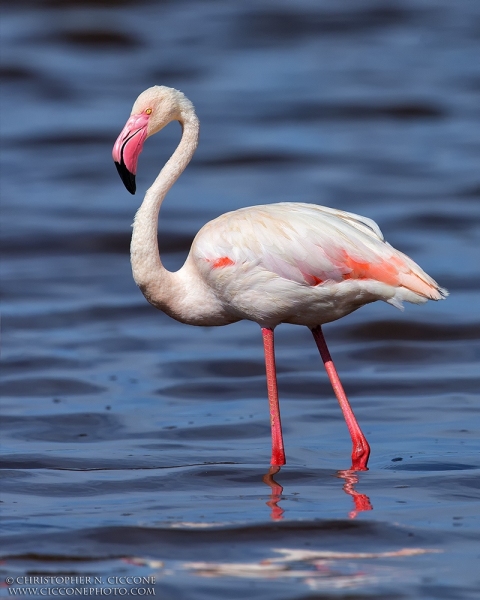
[112,113,150,194]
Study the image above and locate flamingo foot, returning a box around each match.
[351,441,370,471]
[271,448,286,467]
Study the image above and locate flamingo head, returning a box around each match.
[112,86,191,194]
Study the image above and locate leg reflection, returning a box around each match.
[262,466,285,521]
[261,466,372,521]
[337,469,373,519]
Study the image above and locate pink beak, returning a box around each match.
[112,113,150,194]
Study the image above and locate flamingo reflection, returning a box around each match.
[262,466,285,521]
[336,469,373,519]
[262,466,372,521]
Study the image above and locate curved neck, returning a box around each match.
[130,110,199,309]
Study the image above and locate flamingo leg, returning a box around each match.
[261,328,286,466]
[311,325,370,471]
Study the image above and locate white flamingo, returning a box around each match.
[112,86,447,470]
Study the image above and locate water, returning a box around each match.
[1,1,480,598]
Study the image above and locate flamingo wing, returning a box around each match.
[193,203,446,302]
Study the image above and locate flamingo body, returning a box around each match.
[190,202,445,329]
[113,86,447,469]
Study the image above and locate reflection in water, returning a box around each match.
[336,469,373,519]
[125,547,441,591]
[262,466,285,521]
[262,466,372,521]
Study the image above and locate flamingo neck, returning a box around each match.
[130,109,199,311]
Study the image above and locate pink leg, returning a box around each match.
[311,325,370,471]
[262,328,286,466]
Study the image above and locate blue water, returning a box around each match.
[1,1,480,598]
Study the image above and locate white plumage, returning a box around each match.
[192,202,446,328]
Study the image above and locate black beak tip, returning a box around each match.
[114,161,136,195]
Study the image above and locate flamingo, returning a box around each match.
[112,86,447,471]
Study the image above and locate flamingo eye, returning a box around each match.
[145,108,152,115]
